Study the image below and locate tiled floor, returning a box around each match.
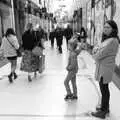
[0,40,119,120]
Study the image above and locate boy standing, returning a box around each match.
[64,36,82,100]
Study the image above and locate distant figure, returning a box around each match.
[64,25,73,49]
[49,29,55,48]
[79,27,87,43]
[0,28,19,83]
[55,27,63,53]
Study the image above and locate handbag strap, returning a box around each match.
[6,37,17,50]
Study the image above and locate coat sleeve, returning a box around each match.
[93,40,118,61]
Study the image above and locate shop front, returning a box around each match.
[0,0,13,45]
[86,0,114,46]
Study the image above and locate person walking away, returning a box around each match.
[64,25,73,49]
[55,27,63,53]
[64,35,82,100]
[0,28,19,83]
[34,25,45,76]
[36,25,45,50]
[91,20,119,119]
[49,29,55,48]
[20,23,40,82]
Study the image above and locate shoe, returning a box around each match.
[8,73,13,83]
[96,106,110,114]
[96,105,102,111]
[64,94,73,100]
[71,95,78,100]
[13,72,18,79]
[91,110,108,119]
[28,75,32,82]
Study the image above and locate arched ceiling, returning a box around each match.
[48,0,89,20]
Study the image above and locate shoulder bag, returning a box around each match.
[32,32,43,56]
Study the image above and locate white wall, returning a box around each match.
[113,0,120,37]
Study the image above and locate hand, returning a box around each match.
[92,46,99,54]
[21,52,25,56]
[66,66,70,71]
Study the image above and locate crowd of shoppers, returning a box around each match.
[0,23,45,83]
[0,19,119,119]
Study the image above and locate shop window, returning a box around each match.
[0,0,11,7]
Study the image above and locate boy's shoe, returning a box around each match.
[96,106,110,114]
[71,95,78,100]
[64,94,73,100]
[91,110,108,119]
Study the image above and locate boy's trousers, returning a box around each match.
[64,71,77,96]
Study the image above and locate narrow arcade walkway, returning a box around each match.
[0,39,119,120]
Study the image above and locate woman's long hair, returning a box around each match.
[101,20,120,43]
[5,28,16,37]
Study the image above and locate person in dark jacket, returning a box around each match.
[20,23,40,82]
[64,25,73,49]
[35,25,45,50]
[49,29,55,48]
[55,27,63,53]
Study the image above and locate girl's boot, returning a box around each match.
[8,73,13,83]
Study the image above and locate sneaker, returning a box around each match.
[91,110,108,119]
[71,95,78,100]
[64,94,73,100]
[96,106,110,114]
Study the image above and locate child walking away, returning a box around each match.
[64,35,82,100]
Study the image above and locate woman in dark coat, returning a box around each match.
[20,23,40,82]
